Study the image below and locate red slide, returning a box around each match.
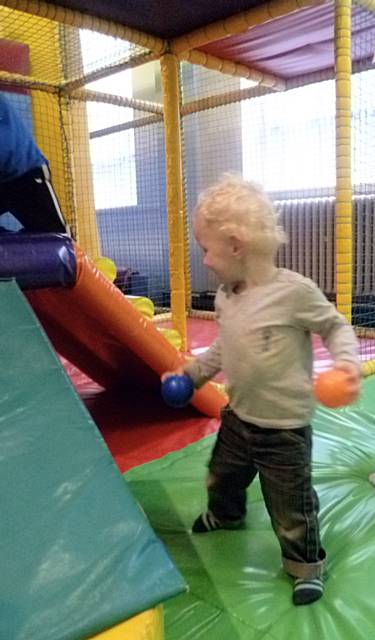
[27,246,226,419]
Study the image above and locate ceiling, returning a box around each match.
[42,0,268,40]
[26,1,375,80]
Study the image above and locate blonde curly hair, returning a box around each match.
[194,174,286,256]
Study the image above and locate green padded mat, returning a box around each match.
[0,281,185,640]
[127,376,375,639]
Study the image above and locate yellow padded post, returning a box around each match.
[335,0,353,322]
[68,97,101,256]
[178,69,192,312]
[62,27,101,256]
[160,53,187,351]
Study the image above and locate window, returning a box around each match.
[241,70,375,196]
[79,30,137,208]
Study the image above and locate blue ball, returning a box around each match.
[161,374,194,408]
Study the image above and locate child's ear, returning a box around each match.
[229,235,245,257]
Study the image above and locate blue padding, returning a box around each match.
[0,232,76,288]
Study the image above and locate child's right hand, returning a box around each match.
[334,360,361,403]
[161,366,185,382]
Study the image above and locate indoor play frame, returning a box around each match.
[1,0,375,638]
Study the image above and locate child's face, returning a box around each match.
[193,213,243,284]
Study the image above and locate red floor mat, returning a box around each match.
[61,319,354,473]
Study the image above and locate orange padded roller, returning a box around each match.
[27,245,226,419]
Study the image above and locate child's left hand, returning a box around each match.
[334,360,362,403]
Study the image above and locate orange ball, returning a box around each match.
[314,369,353,408]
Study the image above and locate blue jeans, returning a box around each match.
[206,406,326,579]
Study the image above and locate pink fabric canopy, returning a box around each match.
[201,3,375,79]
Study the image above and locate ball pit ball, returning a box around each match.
[314,369,354,408]
[161,374,194,408]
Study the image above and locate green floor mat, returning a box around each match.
[127,376,375,639]
[0,281,185,640]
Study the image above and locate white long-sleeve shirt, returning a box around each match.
[185,268,360,428]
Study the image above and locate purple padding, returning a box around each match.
[202,4,375,79]
[0,232,76,289]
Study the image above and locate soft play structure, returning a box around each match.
[2,0,375,639]
[0,275,186,640]
[3,237,375,638]
[1,0,375,369]
[0,231,226,639]
[0,232,225,418]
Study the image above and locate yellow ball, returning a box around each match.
[158,328,182,350]
[93,257,117,283]
[127,296,155,319]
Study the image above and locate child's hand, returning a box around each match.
[161,366,185,382]
[333,360,361,402]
